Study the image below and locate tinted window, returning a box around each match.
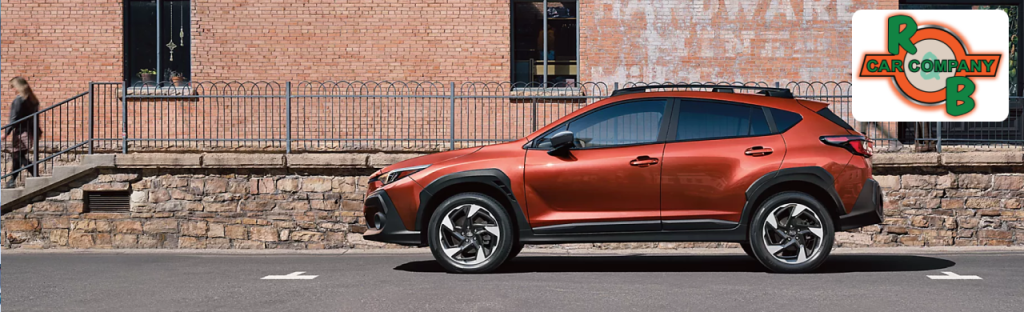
[538,100,666,148]
[676,102,772,141]
[770,108,803,132]
[816,108,855,131]
[750,107,771,136]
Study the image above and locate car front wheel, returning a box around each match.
[427,193,514,273]
[749,191,835,273]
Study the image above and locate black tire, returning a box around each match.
[507,243,525,261]
[739,242,756,259]
[749,191,835,273]
[428,193,514,273]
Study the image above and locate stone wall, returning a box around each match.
[850,173,1024,247]
[2,169,384,250]
[2,153,1023,250]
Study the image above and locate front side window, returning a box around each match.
[512,0,578,85]
[676,101,771,141]
[538,100,666,148]
[125,0,191,85]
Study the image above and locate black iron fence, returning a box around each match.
[2,81,1022,184]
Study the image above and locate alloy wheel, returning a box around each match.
[762,203,825,265]
[437,204,502,266]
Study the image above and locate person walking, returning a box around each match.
[3,77,41,189]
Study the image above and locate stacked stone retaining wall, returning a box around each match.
[2,152,1022,249]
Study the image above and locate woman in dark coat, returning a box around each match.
[3,77,41,188]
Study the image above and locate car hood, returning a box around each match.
[380,146,483,173]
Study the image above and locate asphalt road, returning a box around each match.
[3,249,1023,312]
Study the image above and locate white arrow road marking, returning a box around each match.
[927,272,982,280]
[262,272,318,280]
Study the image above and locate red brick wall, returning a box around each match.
[0,0,898,107]
[1,0,511,117]
[0,0,123,120]
[191,0,510,82]
[579,0,898,84]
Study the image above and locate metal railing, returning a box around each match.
[2,80,1022,184]
[103,81,614,153]
[1,90,92,183]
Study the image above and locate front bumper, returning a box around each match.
[838,178,884,231]
[362,190,422,246]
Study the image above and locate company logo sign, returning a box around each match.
[852,10,1009,122]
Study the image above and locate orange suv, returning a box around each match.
[363,85,883,273]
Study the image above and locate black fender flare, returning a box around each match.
[740,166,846,228]
[416,169,532,236]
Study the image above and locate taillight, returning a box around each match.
[820,135,873,158]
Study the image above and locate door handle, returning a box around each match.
[630,156,660,167]
[744,146,774,156]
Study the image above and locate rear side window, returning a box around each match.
[769,108,803,133]
[676,101,772,141]
[816,108,855,131]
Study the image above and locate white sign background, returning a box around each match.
[852,10,1009,122]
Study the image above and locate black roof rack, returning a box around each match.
[610,85,794,99]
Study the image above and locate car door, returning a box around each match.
[660,99,786,230]
[524,99,671,232]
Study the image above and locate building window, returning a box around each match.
[512,0,578,86]
[899,1,1020,96]
[125,0,191,85]
[897,1,1024,148]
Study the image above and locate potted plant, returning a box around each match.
[137,69,157,84]
[168,70,187,87]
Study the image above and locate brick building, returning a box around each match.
[1,0,895,110]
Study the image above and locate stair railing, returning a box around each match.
[1,89,93,185]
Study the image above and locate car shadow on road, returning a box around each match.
[394,254,956,274]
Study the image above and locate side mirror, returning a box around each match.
[547,131,575,156]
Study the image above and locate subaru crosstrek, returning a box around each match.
[363,85,883,273]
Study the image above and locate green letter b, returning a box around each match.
[945,77,975,116]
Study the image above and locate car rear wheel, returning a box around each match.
[739,242,755,259]
[749,191,834,273]
[427,193,514,273]
[507,243,525,261]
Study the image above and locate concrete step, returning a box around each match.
[2,188,23,206]
[52,166,88,181]
[82,154,115,167]
[25,177,52,191]
[3,154,110,215]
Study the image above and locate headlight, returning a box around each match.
[379,165,430,185]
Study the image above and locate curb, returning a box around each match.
[4,246,1023,256]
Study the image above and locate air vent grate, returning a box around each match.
[85,191,131,213]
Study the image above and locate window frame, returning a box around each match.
[123,0,191,85]
[510,0,580,86]
[528,98,676,150]
[899,0,1023,96]
[665,99,780,144]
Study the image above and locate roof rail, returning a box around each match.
[610,85,795,99]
